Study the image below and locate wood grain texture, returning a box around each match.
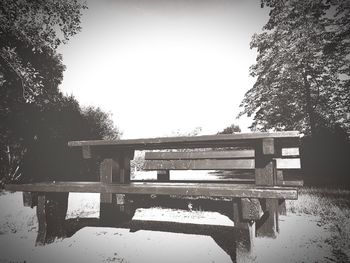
[36,194,47,246]
[68,131,300,149]
[262,138,275,155]
[255,160,275,186]
[100,159,114,203]
[255,140,275,186]
[276,180,304,187]
[143,159,255,170]
[256,199,279,238]
[132,179,255,183]
[119,152,133,184]
[5,182,298,199]
[145,150,255,160]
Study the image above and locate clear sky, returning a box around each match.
[58,0,269,139]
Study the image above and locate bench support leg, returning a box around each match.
[100,158,119,226]
[36,192,68,245]
[278,199,287,215]
[234,223,256,263]
[226,198,256,262]
[255,198,279,238]
[99,153,135,227]
[23,192,38,208]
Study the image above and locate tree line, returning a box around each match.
[0,1,120,186]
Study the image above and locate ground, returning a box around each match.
[0,187,349,263]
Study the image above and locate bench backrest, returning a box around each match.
[142,147,301,186]
[143,148,300,170]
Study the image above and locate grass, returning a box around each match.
[287,187,350,262]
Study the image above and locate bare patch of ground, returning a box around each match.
[287,187,350,262]
[0,188,349,262]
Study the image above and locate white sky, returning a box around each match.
[58,0,269,139]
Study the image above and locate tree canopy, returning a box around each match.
[0,0,87,103]
[217,123,241,134]
[0,1,122,185]
[238,0,350,136]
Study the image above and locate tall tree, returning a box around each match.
[238,0,350,136]
[0,0,87,103]
[0,0,87,184]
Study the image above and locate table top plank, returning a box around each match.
[68,131,300,150]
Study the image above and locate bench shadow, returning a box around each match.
[51,196,284,262]
[63,216,252,262]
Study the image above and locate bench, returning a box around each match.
[5,131,302,248]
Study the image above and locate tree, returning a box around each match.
[217,124,241,135]
[4,94,122,184]
[81,106,121,140]
[0,0,88,184]
[238,0,350,136]
[0,0,87,103]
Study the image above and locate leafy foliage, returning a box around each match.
[0,1,122,185]
[0,0,87,102]
[217,123,241,134]
[81,106,121,141]
[239,0,350,135]
[1,94,122,185]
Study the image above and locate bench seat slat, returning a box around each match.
[143,159,255,170]
[5,182,298,200]
[143,158,300,170]
[145,150,255,160]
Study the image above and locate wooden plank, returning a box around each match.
[100,159,114,203]
[118,151,134,216]
[36,194,47,245]
[282,148,299,157]
[262,138,275,155]
[255,160,274,186]
[5,182,298,199]
[119,152,133,184]
[43,192,69,243]
[276,180,304,187]
[145,150,255,160]
[82,145,92,159]
[276,170,284,185]
[143,159,255,170]
[68,131,300,149]
[234,223,255,260]
[232,200,246,229]
[255,140,275,186]
[132,179,255,184]
[256,199,279,238]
